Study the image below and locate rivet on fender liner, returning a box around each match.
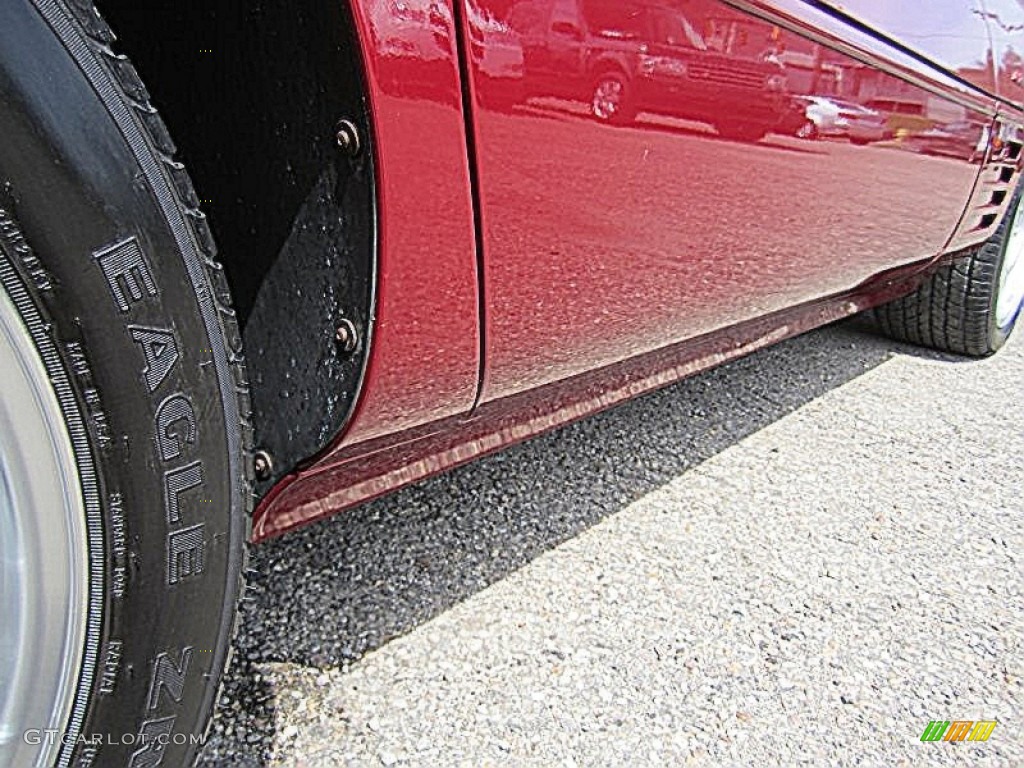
[253,450,273,481]
[334,318,359,354]
[334,119,361,157]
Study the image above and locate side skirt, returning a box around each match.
[252,258,929,540]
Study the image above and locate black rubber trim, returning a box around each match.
[95,0,382,490]
[449,0,491,411]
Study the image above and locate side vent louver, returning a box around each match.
[967,124,1021,234]
[944,119,1022,251]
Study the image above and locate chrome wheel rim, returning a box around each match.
[592,78,622,120]
[0,284,88,767]
[997,199,1024,329]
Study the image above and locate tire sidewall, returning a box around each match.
[796,119,818,140]
[0,2,245,766]
[592,70,633,125]
[991,190,1024,348]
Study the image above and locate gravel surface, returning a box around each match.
[199,319,1023,767]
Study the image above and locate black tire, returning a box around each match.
[795,119,818,140]
[875,188,1024,357]
[590,70,635,126]
[0,1,250,766]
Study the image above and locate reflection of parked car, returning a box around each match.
[466,3,525,108]
[367,0,456,100]
[794,95,888,144]
[906,121,988,161]
[515,0,787,140]
[776,94,812,137]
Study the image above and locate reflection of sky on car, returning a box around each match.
[823,1,994,68]
[981,0,1024,32]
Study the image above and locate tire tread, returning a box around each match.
[876,229,1010,358]
[58,1,253,761]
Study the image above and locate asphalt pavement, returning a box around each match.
[199,316,1023,767]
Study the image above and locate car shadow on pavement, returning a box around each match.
[197,315,973,766]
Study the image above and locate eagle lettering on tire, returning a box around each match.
[0,2,251,767]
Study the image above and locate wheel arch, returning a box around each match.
[589,55,632,85]
[95,0,379,489]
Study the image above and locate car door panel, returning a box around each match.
[460,0,992,403]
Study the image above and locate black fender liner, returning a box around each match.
[97,0,379,489]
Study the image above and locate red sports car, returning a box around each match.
[1,0,1022,765]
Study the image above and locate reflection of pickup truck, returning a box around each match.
[512,0,787,140]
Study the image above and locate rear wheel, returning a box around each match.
[0,1,250,765]
[591,71,635,126]
[795,119,818,140]
[876,188,1024,356]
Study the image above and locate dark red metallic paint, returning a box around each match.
[253,0,1024,541]
[338,0,481,446]
[465,0,991,402]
